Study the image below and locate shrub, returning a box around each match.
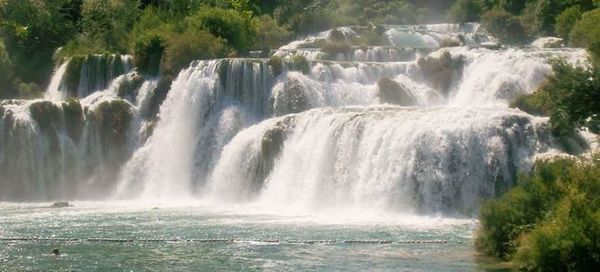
[555,6,582,40]
[477,154,600,270]
[133,34,165,76]
[188,7,255,53]
[253,15,291,51]
[476,158,576,259]
[509,92,549,116]
[539,61,600,136]
[289,55,310,75]
[161,29,228,76]
[481,9,528,44]
[16,82,42,99]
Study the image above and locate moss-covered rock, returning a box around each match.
[377,77,417,106]
[273,75,310,116]
[117,73,145,99]
[92,99,133,148]
[417,51,464,95]
[321,41,352,60]
[289,55,310,75]
[65,56,84,97]
[268,55,284,77]
[61,99,84,143]
[29,101,62,131]
[438,38,462,48]
[217,59,230,88]
[509,92,549,116]
[147,77,173,120]
[28,101,62,154]
[255,116,293,190]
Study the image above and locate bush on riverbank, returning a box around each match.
[476,155,600,270]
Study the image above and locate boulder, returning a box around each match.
[531,37,564,48]
[417,51,464,95]
[377,78,416,106]
[50,201,71,208]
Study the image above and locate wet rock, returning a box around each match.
[480,42,502,50]
[61,99,84,143]
[289,55,310,75]
[531,37,563,48]
[117,72,145,99]
[417,51,464,95]
[268,56,284,77]
[50,201,71,208]
[272,75,310,116]
[377,77,416,106]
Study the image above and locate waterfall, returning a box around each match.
[0,54,153,201]
[206,106,548,214]
[0,23,593,215]
[45,54,133,101]
[45,61,70,101]
[0,98,134,201]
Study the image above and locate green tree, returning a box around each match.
[79,0,141,53]
[539,61,600,135]
[481,8,528,44]
[253,15,291,51]
[188,7,255,53]
[0,0,79,85]
[570,8,600,63]
[447,0,484,22]
[555,5,582,39]
[0,39,16,98]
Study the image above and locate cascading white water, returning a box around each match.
[45,61,70,101]
[206,106,549,214]
[112,23,590,215]
[0,54,153,201]
[0,23,592,215]
[45,54,134,101]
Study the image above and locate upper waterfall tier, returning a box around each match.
[276,23,497,62]
[46,54,133,101]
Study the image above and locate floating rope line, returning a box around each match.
[0,237,448,245]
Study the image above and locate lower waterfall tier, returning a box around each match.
[120,106,574,214]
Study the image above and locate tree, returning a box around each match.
[447,0,483,22]
[555,5,582,39]
[539,61,600,135]
[570,8,600,63]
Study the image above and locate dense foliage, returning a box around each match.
[511,61,600,137]
[0,0,444,98]
[2,0,598,99]
[476,156,600,270]
[448,0,600,44]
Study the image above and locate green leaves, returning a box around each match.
[477,156,600,271]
